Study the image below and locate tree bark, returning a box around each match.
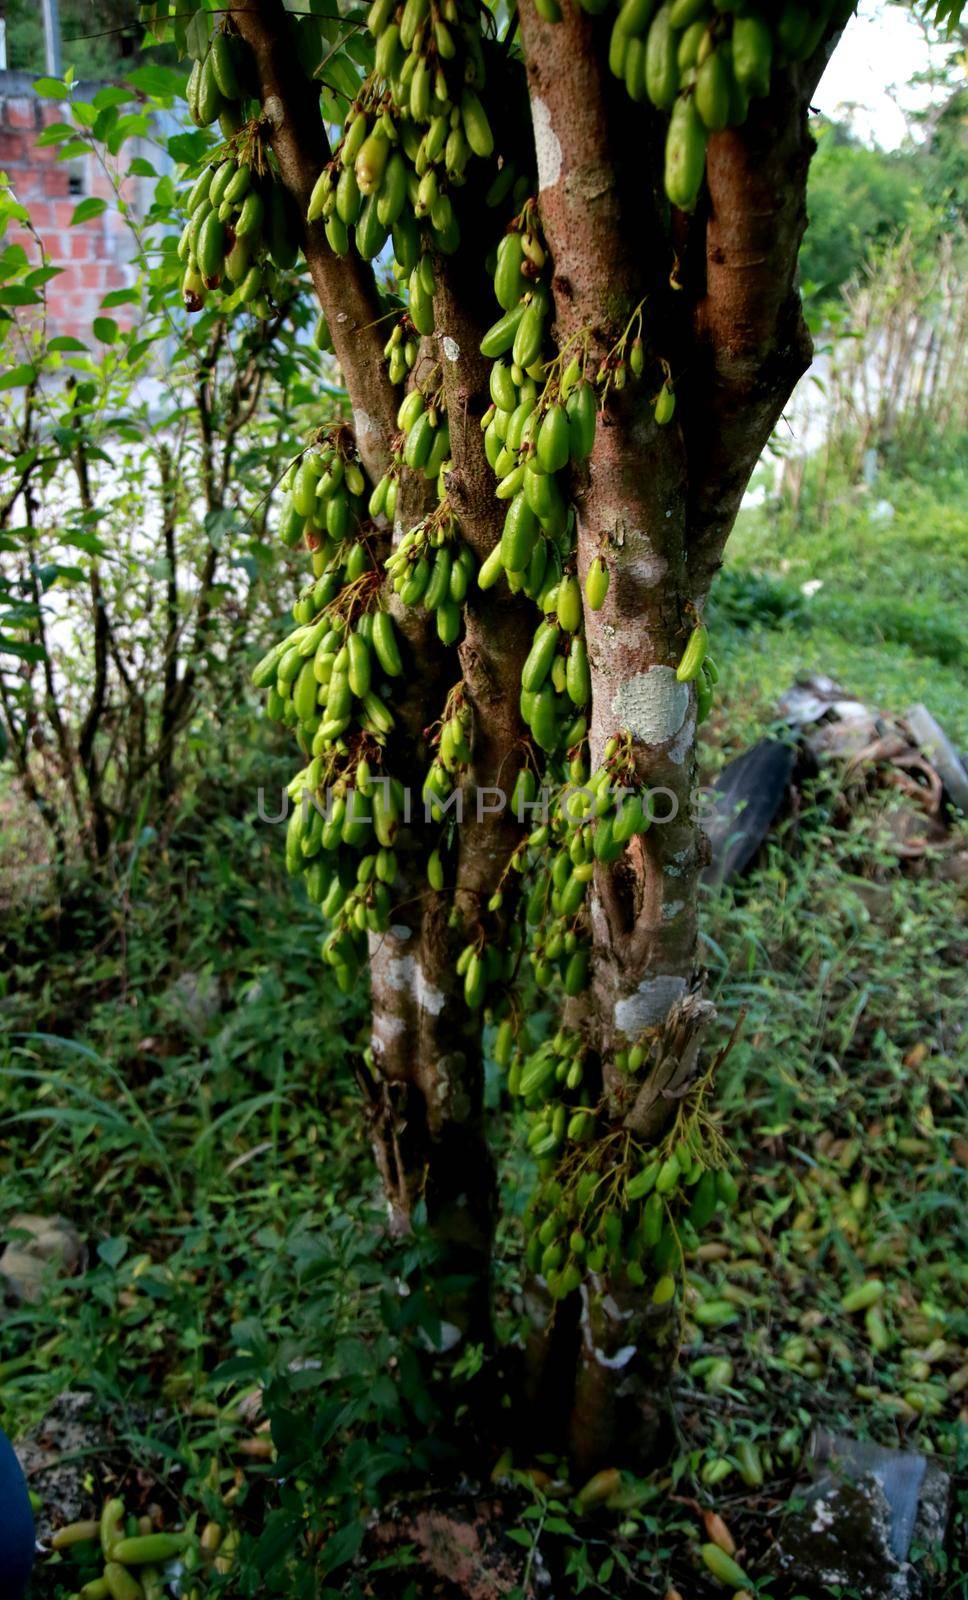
[515,0,833,1470]
[234,0,845,1470]
[230,0,533,1372]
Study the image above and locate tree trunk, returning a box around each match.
[232,0,842,1473]
[514,0,824,1469]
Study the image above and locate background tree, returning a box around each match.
[142,0,952,1472]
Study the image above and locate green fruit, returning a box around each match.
[566,381,597,459]
[437,600,461,645]
[292,460,318,518]
[564,948,589,996]
[109,1533,191,1565]
[197,211,225,282]
[624,35,648,101]
[584,556,609,611]
[501,494,539,572]
[210,31,242,100]
[695,46,731,130]
[522,620,559,693]
[536,405,571,473]
[347,632,372,697]
[611,794,643,842]
[841,1279,885,1314]
[668,0,706,23]
[665,93,707,211]
[494,232,525,310]
[235,188,264,238]
[645,5,679,110]
[489,359,517,413]
[618,0,659,33]
[423,547,453,611]
[356,192,389,259]
[655,1152,681,1193]
[461,89,494,157]
[530,683,558,751]
[652,1273,676,1304]
[677,18,707,70]
[675,622,708,681]
[480,301,528,359]
[699,1544,751,1589]
[512,301,545,369]
[610,15,630,76]
[478,543,505,590]
[565,636,591,705]
[654,379,676,423]
[685,1169,718,1229]
[556,575,582,632]
[404,410,435,470]
[195,52,224,126]
[104,1564,144,1600]
[355,132,391,195]
[336,164,362,226]
[732,12,772,95]
[372,611,403,676]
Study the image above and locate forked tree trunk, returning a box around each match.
[234,0,836,1471]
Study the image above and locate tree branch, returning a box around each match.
[685,40,843,592]
[228,0,401,479]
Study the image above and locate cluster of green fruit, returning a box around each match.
[302,0,514,277]
[522,1110,738,1301]
[252,428,412,989]
[383,312,422,385]
[422,685,473,822]
[179,25,307,315]
[456,930,525,1010]
[177,132,299,315]
[186,27,254,134]
[49,1491,236,1599]
[287,761,406,991]
[603,0,850,212]
[277,428,370,557]
[382,390,479,645]
[521,733,649,988]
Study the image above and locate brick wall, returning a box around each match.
[0,71,156,345]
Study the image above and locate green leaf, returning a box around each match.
[32,77,67,98]
[127,157,157,178]
[92,317,119,345]
[24,267,62,287]
[92,86,131,111]
[97,1236,128,1269]
[71,197,108,226]
[54,140,92,162]
[186,9,211,59]
[101,288,140,309]
[0,638,44,661]
[34,122,74,147]
[0,287,42,306]
[319,1520,364,1576]
[48,335,88,352]
[0,364,37,390]
[127,64,188,98]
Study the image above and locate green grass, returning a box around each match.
[1,449,966,1598]
[716,448,968,744]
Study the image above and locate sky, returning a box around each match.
[814,0,945,148]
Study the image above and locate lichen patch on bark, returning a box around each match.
[614,974,687,1037]
[531,96,562,191]
[611,667,689,747]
